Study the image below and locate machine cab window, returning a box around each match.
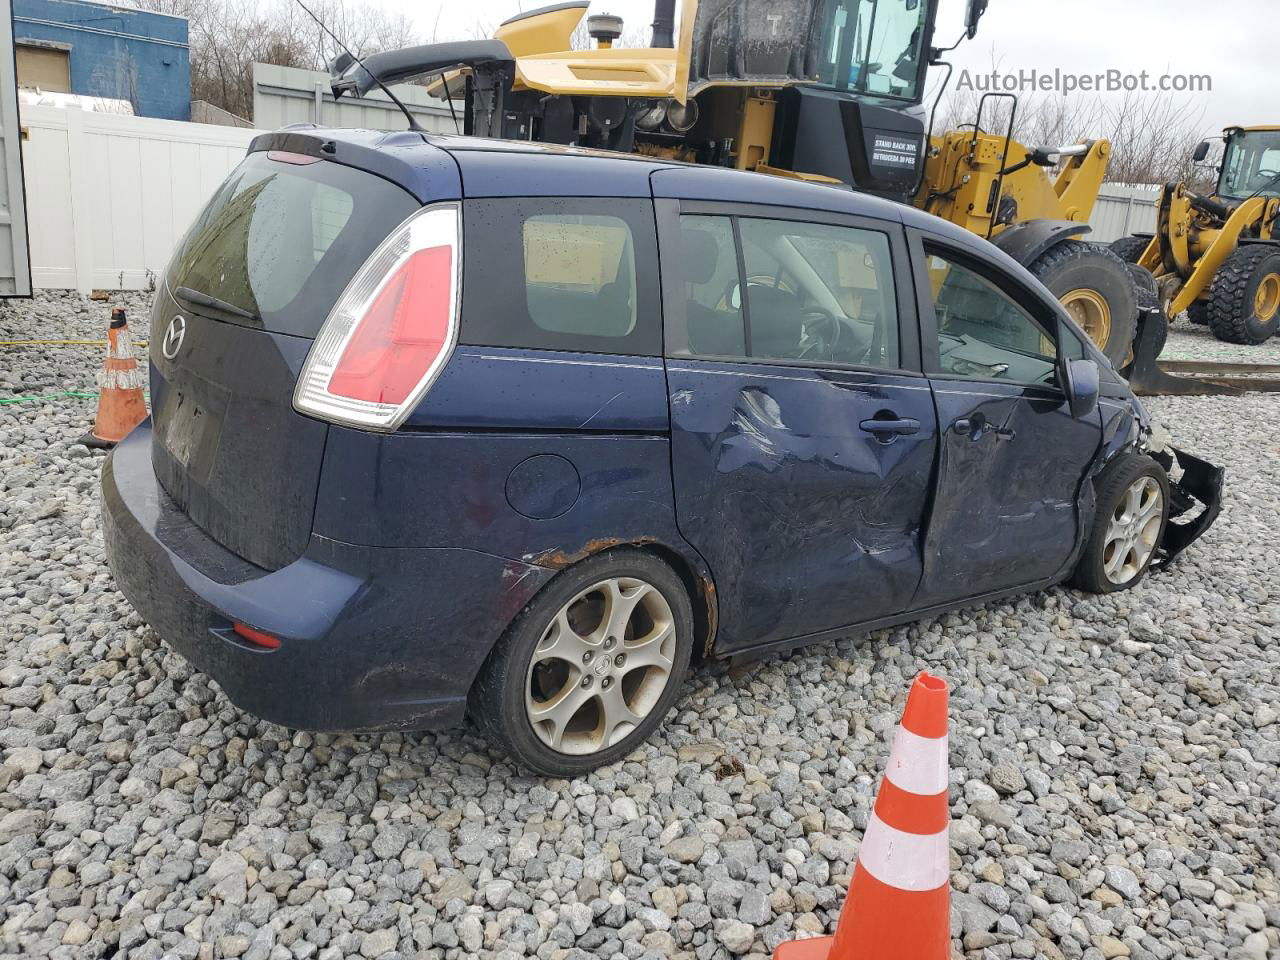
[1219,129,1280,201]
[812,0,931,99]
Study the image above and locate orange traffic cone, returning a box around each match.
[81,307,147,448]
[774,671,951,960]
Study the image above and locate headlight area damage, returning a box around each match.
[1141,426,1225,569]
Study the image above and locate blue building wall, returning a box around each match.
[13,0,190,120]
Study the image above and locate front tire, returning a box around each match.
[1072,454,1169,594]
[469,549,693,777]
[1030,241,1138,368]
[1207,245,1280,344]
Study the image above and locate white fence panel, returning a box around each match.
[20,105,261,292]
[1088,185,1161,244]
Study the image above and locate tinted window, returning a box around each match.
[523,214,637,336]
[462,198,660,356]
[738,217,899,368]
[924,250,1058,384]
[169,152,417,337]
[679,215,746,357]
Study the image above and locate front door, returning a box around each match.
[910,239,1102,607]
[657,201,939,652]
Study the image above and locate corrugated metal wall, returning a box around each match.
[1087,185,1161,244]
[252,63,458,134]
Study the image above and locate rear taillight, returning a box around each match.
[294,203,460,430]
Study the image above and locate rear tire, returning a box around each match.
[1030,241,1138,368]
[1072,454,1169,594]
[469,548,693,777]
[1186,301,1211,326]
[1110,235,1152,265]
[1206,245,1280,344]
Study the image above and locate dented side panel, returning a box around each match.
[914,382,1102,607]
[666,360,939,651]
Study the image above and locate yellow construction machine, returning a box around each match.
[334,0,1146,367]
[1110,125,1280,345]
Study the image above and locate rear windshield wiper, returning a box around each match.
[174,286,260,322]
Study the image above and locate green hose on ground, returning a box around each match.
[0,391,99,405]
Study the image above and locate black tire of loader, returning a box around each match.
[1031,241,1138,368]
[1109,235,1152,265]
[1186,301,1211,326]
[1206,245,1280,344]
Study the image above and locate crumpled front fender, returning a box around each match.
[1151,446,1224,570]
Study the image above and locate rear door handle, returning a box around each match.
[860,417,921,441]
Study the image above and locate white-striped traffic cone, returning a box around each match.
[81,307,147,448]
[774,671,951,960]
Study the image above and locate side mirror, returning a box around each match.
[965,0,989,39]
[1063,358,1100,420]
[1192,140,1212,163]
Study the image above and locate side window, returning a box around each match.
[738,218,899,369]
[461,198,660,356]
[924,249,1058,384]
[523,214,635,336]
[679,215,747,357]
[1060,330,1089,362]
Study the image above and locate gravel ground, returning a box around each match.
[1163,313,1280,363]
[0,291,1277,960]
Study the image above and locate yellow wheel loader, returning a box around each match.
[1110,126,1280,345]
[332,0,1146,368]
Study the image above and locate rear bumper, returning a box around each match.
[101,421,553,732]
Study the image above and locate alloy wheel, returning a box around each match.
[1102,476,1164,584]
[525,576,676,755]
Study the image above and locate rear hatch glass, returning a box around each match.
[152,151,419,569]
[168,151,417,338]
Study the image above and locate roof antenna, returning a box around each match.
[291,0,424,133]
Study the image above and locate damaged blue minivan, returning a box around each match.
[101,129,1222,776]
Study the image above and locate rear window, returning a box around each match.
[461,198,661,356]
[168,152,418,337]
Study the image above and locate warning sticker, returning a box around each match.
[871,135,920,170]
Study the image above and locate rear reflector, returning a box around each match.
[233,622,282,650]
[294,203,460,429]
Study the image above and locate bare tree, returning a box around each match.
[930,58,1209,186]
[132,0,420,121]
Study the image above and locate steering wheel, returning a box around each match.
[797,307,843,361]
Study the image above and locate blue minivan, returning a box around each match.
[102,129,1221,775]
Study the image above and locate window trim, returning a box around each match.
[909,229,1069,393]
[657,198,923,376]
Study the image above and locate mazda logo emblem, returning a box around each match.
[162,315,186,360]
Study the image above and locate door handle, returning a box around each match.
[860,417,921,442]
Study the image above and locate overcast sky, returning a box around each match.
[386,0,1270,135]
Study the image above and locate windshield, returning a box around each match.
[812,0,930,100]
[1219,130,1280,200]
